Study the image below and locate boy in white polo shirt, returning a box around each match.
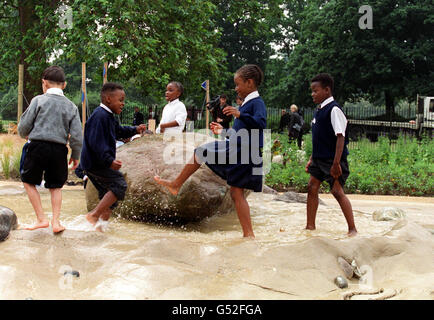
[156,81,187,134]
[305,73,357,237]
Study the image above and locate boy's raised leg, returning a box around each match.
[50,188,65,233]
[331,180,357,236]
[230,186,255,238]
[306,176,321,230]
[154,154,201,195]
[23,183,49,230]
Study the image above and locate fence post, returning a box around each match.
[17,64,24,122]
[81,62,86,131]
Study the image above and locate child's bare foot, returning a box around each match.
[25,220,49,230]
[243,233,255,239]
[52,221,65,233]
[347,229,358,237]
[86,213,99,226]
[154,175,180,195]
[305,224,316,231]
[95,218,109,233]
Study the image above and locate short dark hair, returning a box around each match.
[220,94,228,100]
[169,81,184,98]
[42,66,65,83]
[101,82,124,101]
[235,64,264,87]
[311,73,334,92]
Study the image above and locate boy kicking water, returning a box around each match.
[18,66,82,233]
[305,73,357,236]
[80,83,146,232]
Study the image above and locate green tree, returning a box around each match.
[281,0,434,115]
[0,0,60,108]
[0,0,229,110]
[49,0,227,105]
[211,0,285,97]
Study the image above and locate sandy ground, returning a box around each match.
[0,181,433,300]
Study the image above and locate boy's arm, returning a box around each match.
[305,155,312,173]
[17,97,39,138]
[160,106,187,132]
[330,134,345,178]
[68,107,83,160]
[159,120,179,132]
[115,122,139,139]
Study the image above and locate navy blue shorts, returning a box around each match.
[85,168,127,209]
[20,140,68,189]
[308,157,350,188]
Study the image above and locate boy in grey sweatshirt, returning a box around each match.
[18,66,82,233]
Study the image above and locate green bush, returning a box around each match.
[265,133,434,196]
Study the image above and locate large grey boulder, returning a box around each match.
[0,205,18,241]
[86,133,239,222]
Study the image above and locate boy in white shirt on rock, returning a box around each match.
[156,81,187,134]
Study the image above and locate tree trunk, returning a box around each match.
[385,90,395,119]
[18,1,59,110]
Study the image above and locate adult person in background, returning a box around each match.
[278,109,290,134]
[156,81,187,134]
[211,94,233,130]
[288,104,304,149]
[148,106,155,120]
[132,107,144,126]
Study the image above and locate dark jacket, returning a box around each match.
[212,103,233,129]
[288,112,303,137]
[278,113,291,132]
[133,111,144,125]
[81,106,137,170]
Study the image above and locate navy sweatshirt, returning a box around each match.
[80,106,137,170]
[311,101,349,159]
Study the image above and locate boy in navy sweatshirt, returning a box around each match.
[305,73,357,236]
[81,83,146,231]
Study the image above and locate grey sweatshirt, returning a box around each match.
[18,93,83,159]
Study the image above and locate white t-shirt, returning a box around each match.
[319,96,347,136]
[156,99,187,134]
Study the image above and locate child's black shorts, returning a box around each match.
[308,157,350,188]
[20,140,68,188]
[85,168,127,209]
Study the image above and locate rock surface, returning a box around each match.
[373,207,406,221]
[337,257,354,279]
[274,191,326,205]
[86,133,238,222]
[0,205,18,241]
[262,185,278,195]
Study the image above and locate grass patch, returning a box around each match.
[266,133,434,196]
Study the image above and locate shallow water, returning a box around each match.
[0,182,433,300]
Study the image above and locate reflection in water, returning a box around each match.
[0,184,433,300]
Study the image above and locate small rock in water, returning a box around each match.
[337,257,354,279]
[334,276,348,289]
[372,207,406,221]
[263,185,278,195]
[351,260,363,279]
[64,270,80,278]
[0,206,18,241]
